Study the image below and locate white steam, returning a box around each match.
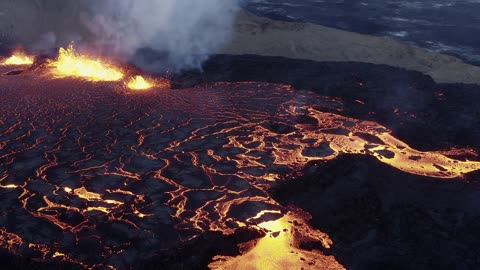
[81,0,240,70]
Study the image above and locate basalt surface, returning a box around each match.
[0,55,479,270]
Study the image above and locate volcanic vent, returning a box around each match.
[0,49,480,270]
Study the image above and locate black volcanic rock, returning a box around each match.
[1,54,480,270]
[174,55,480,152]
[270,155,480,270]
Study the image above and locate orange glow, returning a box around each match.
[293,107,480,178]
[210,212,344,270]
[127,76,153,90]
[52,252,65,258]
[1,73,479,270]
[72,187,123,205]
[0,184,18,189]
[72,187,102,200]
[49,45,124,81]
[1,50,34,66]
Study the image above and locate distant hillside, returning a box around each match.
[223,11,480,85]
[1,1,480,84]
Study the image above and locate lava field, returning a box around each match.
[0,53,479,270]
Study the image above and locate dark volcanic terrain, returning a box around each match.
[0,55,479,270]
[245,0,480,65]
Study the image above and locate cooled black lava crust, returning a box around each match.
[1,55,480,270]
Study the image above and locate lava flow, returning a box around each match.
[0,49,34,66]
[209,211,343,270]
[0,50,479,270]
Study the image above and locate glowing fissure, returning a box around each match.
[2,46,169,91]
[0,50,34,66]
[0,55,479,270]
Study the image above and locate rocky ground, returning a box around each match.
[271,154,480,270]
[0,54,479,270]
[1,2,480,269]
[180,55,480,269]
[175,54,480,152]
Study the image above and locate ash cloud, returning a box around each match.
[81,0,240,71]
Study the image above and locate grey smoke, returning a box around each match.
[0,0,240,71]
[82,0,240,70]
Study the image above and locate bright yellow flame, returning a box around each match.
[127,76,153,90]
[1,50,34,66]
[49,45,123,81]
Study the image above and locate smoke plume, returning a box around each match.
[81,0,240,71]
[0,0,240,71]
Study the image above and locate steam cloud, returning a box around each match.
[1,0,240,71]
[82,0,240,70]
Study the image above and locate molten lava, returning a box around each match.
[1,49,480,270]
[0,50,34,66]
[210,212,344,270]
[127,76,153,90]
[49,45,124,81]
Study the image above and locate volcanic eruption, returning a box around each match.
[127,76,154,90]
[1,1,480,270]
[1,45,480,270]
[49,45,124,82]
[0,50,34,66]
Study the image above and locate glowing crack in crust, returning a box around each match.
[0,52,479,270]
[258,104,480,179]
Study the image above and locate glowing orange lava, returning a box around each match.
[127,76,153,90]
[210,212,344,270]
[49,45,124,81]
[1,61,479,270]
[1,50,34,66]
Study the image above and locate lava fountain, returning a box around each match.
[0,49,34,66]
[127,76,154,90]
[49,45,124,82]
